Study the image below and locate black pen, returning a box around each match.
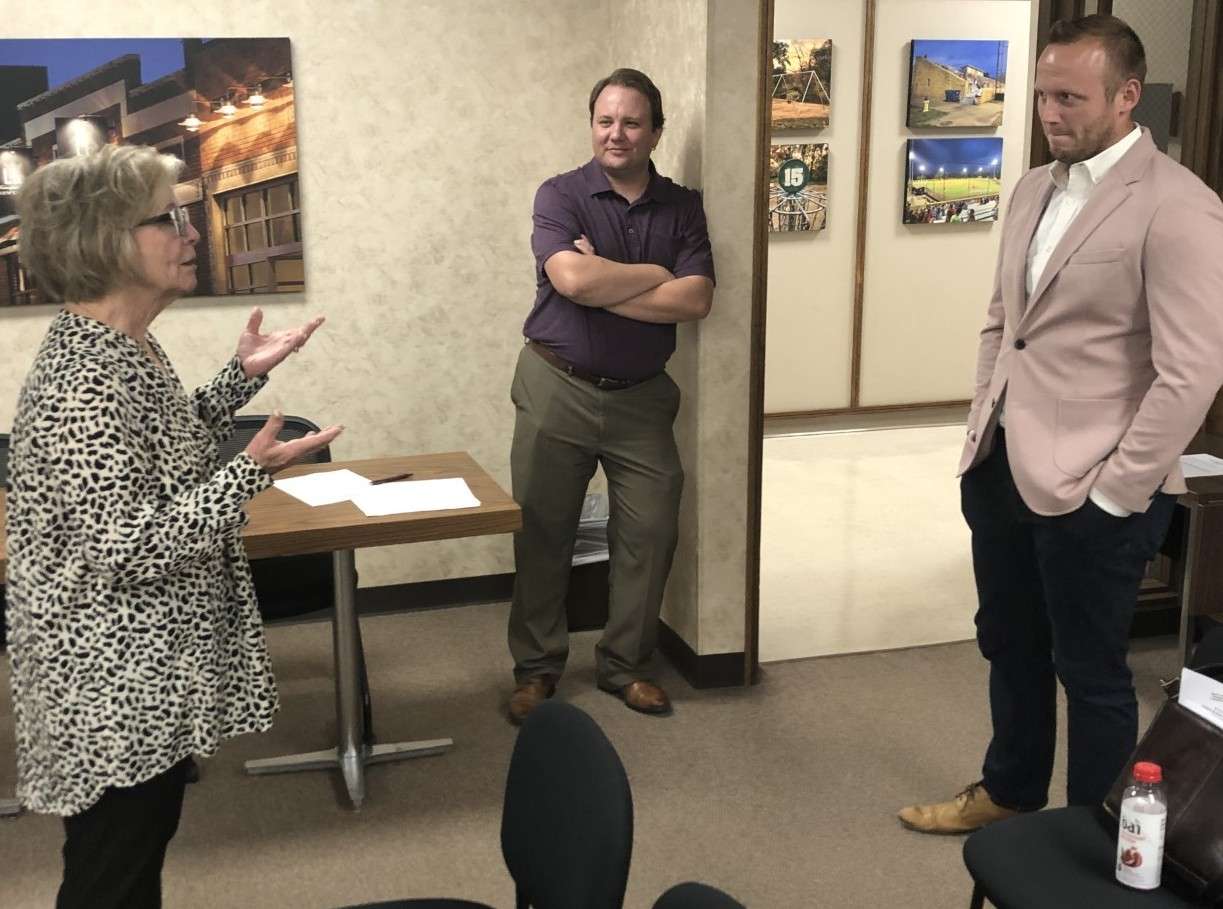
[369,472,414,485]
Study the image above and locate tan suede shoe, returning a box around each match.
[897,782,1018,834]
[601,679,672,716]
[508,675,558,726]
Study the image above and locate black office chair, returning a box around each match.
[652,882,747,909]
[219,414,374,744]
[219,415,336,622]
[500,700,634,909]
[963,808,1199,908]
[963,627,1223,908]
[337,701,742,909]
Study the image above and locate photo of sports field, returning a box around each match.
[903,137,1002,225]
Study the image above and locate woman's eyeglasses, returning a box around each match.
[135,205,191,238]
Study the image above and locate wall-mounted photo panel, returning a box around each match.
[0,37,301,307]
[768,143,828,232]
[770,38,832,130]
[907,39,1008,129]
[903,137,1002,225]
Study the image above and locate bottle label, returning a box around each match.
[1116,798,1166,890]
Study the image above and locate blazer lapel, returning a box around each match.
[1009,177,1056,325]
[1022,179,1130,317]
[1022,130,1156,321]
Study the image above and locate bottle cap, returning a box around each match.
[1133,761,1162,783]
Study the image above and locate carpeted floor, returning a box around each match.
[0,603,1181,908]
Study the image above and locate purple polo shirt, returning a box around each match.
[523,158,716,380]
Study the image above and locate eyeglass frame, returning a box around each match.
[134,205,192,238]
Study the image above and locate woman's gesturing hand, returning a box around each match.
[244,411,344,473]
[237,308,325,379]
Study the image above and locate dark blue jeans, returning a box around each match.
[961,430,1175,810]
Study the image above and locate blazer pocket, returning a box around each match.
[1053,397,1140,478]
[1065,246,1125,266]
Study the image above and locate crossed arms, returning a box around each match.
[544,248,713,324]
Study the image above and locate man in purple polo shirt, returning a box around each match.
[507,68,715,724]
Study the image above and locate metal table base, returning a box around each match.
[243,549,452,809]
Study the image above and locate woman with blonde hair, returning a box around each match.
[6,143,340,909]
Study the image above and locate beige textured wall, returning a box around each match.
[692,0,759,653]
[0,1,760,658]
[765,0,865,414]
[0,1,606,591]
[858,0,1034,406]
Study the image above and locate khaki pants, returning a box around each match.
[509,345,683,689]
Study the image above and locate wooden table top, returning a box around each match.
[0,451,521,578]
[1181,432,1223,504]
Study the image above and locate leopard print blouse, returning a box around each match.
[6,310,278,815]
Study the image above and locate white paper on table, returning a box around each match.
[350,477,481,517]
[1180,667,1223,732]
[273,469,372,506]
[1180,453,1223,478]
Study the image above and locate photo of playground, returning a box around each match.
[768,142,828,232]
[770,38,831,130]
[906,39,1008,129]
[903,137,1002,225]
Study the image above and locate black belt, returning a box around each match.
[526,340,652,390]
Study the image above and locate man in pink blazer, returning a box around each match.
[900,15,1223,834]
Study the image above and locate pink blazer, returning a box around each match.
[959,129,1223,515]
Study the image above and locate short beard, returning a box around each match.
[1048,108,1122,165]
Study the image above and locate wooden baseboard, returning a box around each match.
[278,574,749,688]
[359,573,515,615]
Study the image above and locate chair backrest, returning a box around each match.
[218,414,331,466]
[1189,624,1223,673]
[220,415,334,621]
[501,701,633,909]
[652,883,746,909]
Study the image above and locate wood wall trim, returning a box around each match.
[746,0,775,686]
[1183,0,1223,193]
[766,399,971,421]
[849,0,878,408]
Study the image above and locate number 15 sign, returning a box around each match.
[768,142,829,233]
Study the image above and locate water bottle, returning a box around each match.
[1115,761,1167,890]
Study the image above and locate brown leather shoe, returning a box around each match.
[897,781,1018,835]
[508,675,558,726]
[603,679,672,716]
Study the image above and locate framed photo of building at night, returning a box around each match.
[770,38,832,130]
[768,143,828,232]
[904,138,1002,225]
[0,38,302,307]
[907,39,1008,129]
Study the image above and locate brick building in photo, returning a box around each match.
[0,37,302,307]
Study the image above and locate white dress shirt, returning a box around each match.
[1005,125,1143,516]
